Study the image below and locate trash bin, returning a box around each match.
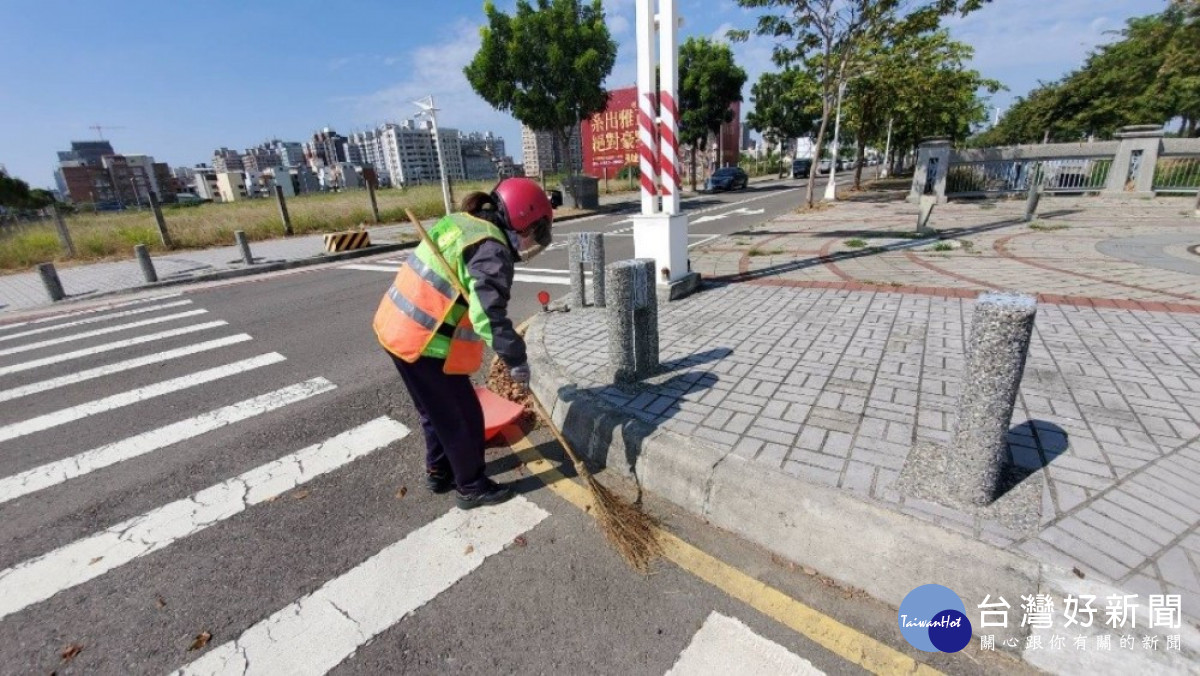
[559,176,600,209]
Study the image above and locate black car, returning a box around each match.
[791,159,812,178]
[705,167,749,192]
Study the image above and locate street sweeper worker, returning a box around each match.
[373,177,553,510]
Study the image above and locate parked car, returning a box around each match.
[705,166,749,192]
[791,159,812,179]
[817,159,833,174]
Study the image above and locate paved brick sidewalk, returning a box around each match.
[540,192,1200,621]
[689,191,1200,309]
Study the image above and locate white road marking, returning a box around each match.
[0,293,183,334]
[0,321,229,377]
[0,353,286,444]
[0,416,410,622]
[175,497,548,676]
[513,273,572,286]
[0,309,210,357]
[0,300,194,343]
[666,612,824,676]
[0,378,337,506]
[339,264,399,273]
[688,235,723,249]
[0,334,253,404]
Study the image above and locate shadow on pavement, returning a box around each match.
[995,420,1068,502]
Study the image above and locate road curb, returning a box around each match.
[525,311,1200,668]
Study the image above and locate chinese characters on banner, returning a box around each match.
[975,593,1184,652]
[581,86,640,177]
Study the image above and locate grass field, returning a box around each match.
[0,183,496,272]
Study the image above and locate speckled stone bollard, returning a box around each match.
[1023,181,1041,223]
[1193,190,1199,218]
[950,292,1038,506]
[37,263,65,302]
[235,230,254,265]
[135,244,158,283]
[569,232,605,308]
[606,258,658,382]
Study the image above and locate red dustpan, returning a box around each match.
[475,386,525,441]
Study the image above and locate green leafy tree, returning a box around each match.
[0,170,54,211]
[677,37,748,191]
[732,0,991,206]
[746,68,821,177]
[465,0,617,205]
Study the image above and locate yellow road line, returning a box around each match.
[503,428,942,676]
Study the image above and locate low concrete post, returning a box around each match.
[1023,165,1042,223]
[51,205,76,257]
[950,292,1038,506]
[367,180,380,223]
[606,258,659,382]
[134,244,158,283]
[274,185,293,236]
[37,263,65,302]
[1194,190,1200,218]
[568,232,605,308]
[148,192,173,248]
[916,195,936,234]
[234,230,254,265]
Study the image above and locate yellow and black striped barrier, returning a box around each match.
[323,231,371,253]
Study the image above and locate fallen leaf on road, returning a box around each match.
[292,489,310,501]
[1072,567,1085,579]
[156,596,167,609]
[396,486,408,499]
[88,556,103,565]
[188,631,212,652]
[60,643,84,661]
[513,535,528,547]
[464,545,474,555]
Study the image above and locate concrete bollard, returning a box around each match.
[568,232,605,308]
[1194,190,1199,218]
[605,258,659,383]
[135,244,158,283]
[916,195,936,233]
[949,292,1038,506]
[274,185,293,236]
[37,263,65,302]
[1023,181,1042,223]
[235,230,254,265]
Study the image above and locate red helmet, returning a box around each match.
[492,177,553,233]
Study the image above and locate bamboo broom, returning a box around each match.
[404,209,662,571]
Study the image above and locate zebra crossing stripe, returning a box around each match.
[0,334,254,404]
[0,293,183,334]
[0,321,229,377]
[0,416,410,622]
[0,353,286,444]
[340,264,400,273]
[0,299,194,343]
[513,273,571,286]
[666,612,824,676]
[0,377,337,506]
[174,497,548,676]
[0,309,209,357]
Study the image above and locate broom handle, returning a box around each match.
[404,209,592,476]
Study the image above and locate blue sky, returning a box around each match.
[0,0,1167,188]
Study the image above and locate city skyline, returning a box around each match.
[0,0,1166,187]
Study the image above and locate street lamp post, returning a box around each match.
[414,95,453,215]
[823,80,848,201]
[881,117,894,179]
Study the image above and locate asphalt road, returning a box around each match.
[0,173,1023,675]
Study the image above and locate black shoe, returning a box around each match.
[425,470,456,494]
[455,481,515,510]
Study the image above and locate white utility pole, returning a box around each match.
[824,80,847,201]
[414,96,453,215]
[881,117,894,179]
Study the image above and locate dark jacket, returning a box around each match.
[462,211,526,368]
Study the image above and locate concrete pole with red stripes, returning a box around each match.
[632,0,694,297]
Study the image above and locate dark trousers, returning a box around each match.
[389,353,489,494]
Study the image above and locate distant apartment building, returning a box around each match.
[212,148,244,173]
[521,125,581,176]
[215,171,248,202]
[241,147,281,174]
[305,128,349,170]
[348,130,390,186]
[269,165,322,197]
[375,120,466,187]
[192,167,220,201]
[460,131,508,181]
[261,140,305,167]
[52,141,169,205]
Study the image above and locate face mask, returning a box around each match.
[516,221,552,262]
[517,242,546,262]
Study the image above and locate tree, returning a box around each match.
[746,68,821,177]
[465,0,617,206]
[0,170,53,211]
[677,37,748,191]
[732,0,991,206]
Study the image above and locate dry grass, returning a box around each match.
[0,183,493,272]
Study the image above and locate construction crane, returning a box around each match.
[88,124,126,140]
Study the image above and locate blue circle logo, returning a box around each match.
[898,584,972,653]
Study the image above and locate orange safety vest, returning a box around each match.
[373,213,508,374]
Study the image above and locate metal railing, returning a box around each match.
[946,158,1112,197]
[1153,156,1200,193]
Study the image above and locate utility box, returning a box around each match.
[560,176,600,209]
